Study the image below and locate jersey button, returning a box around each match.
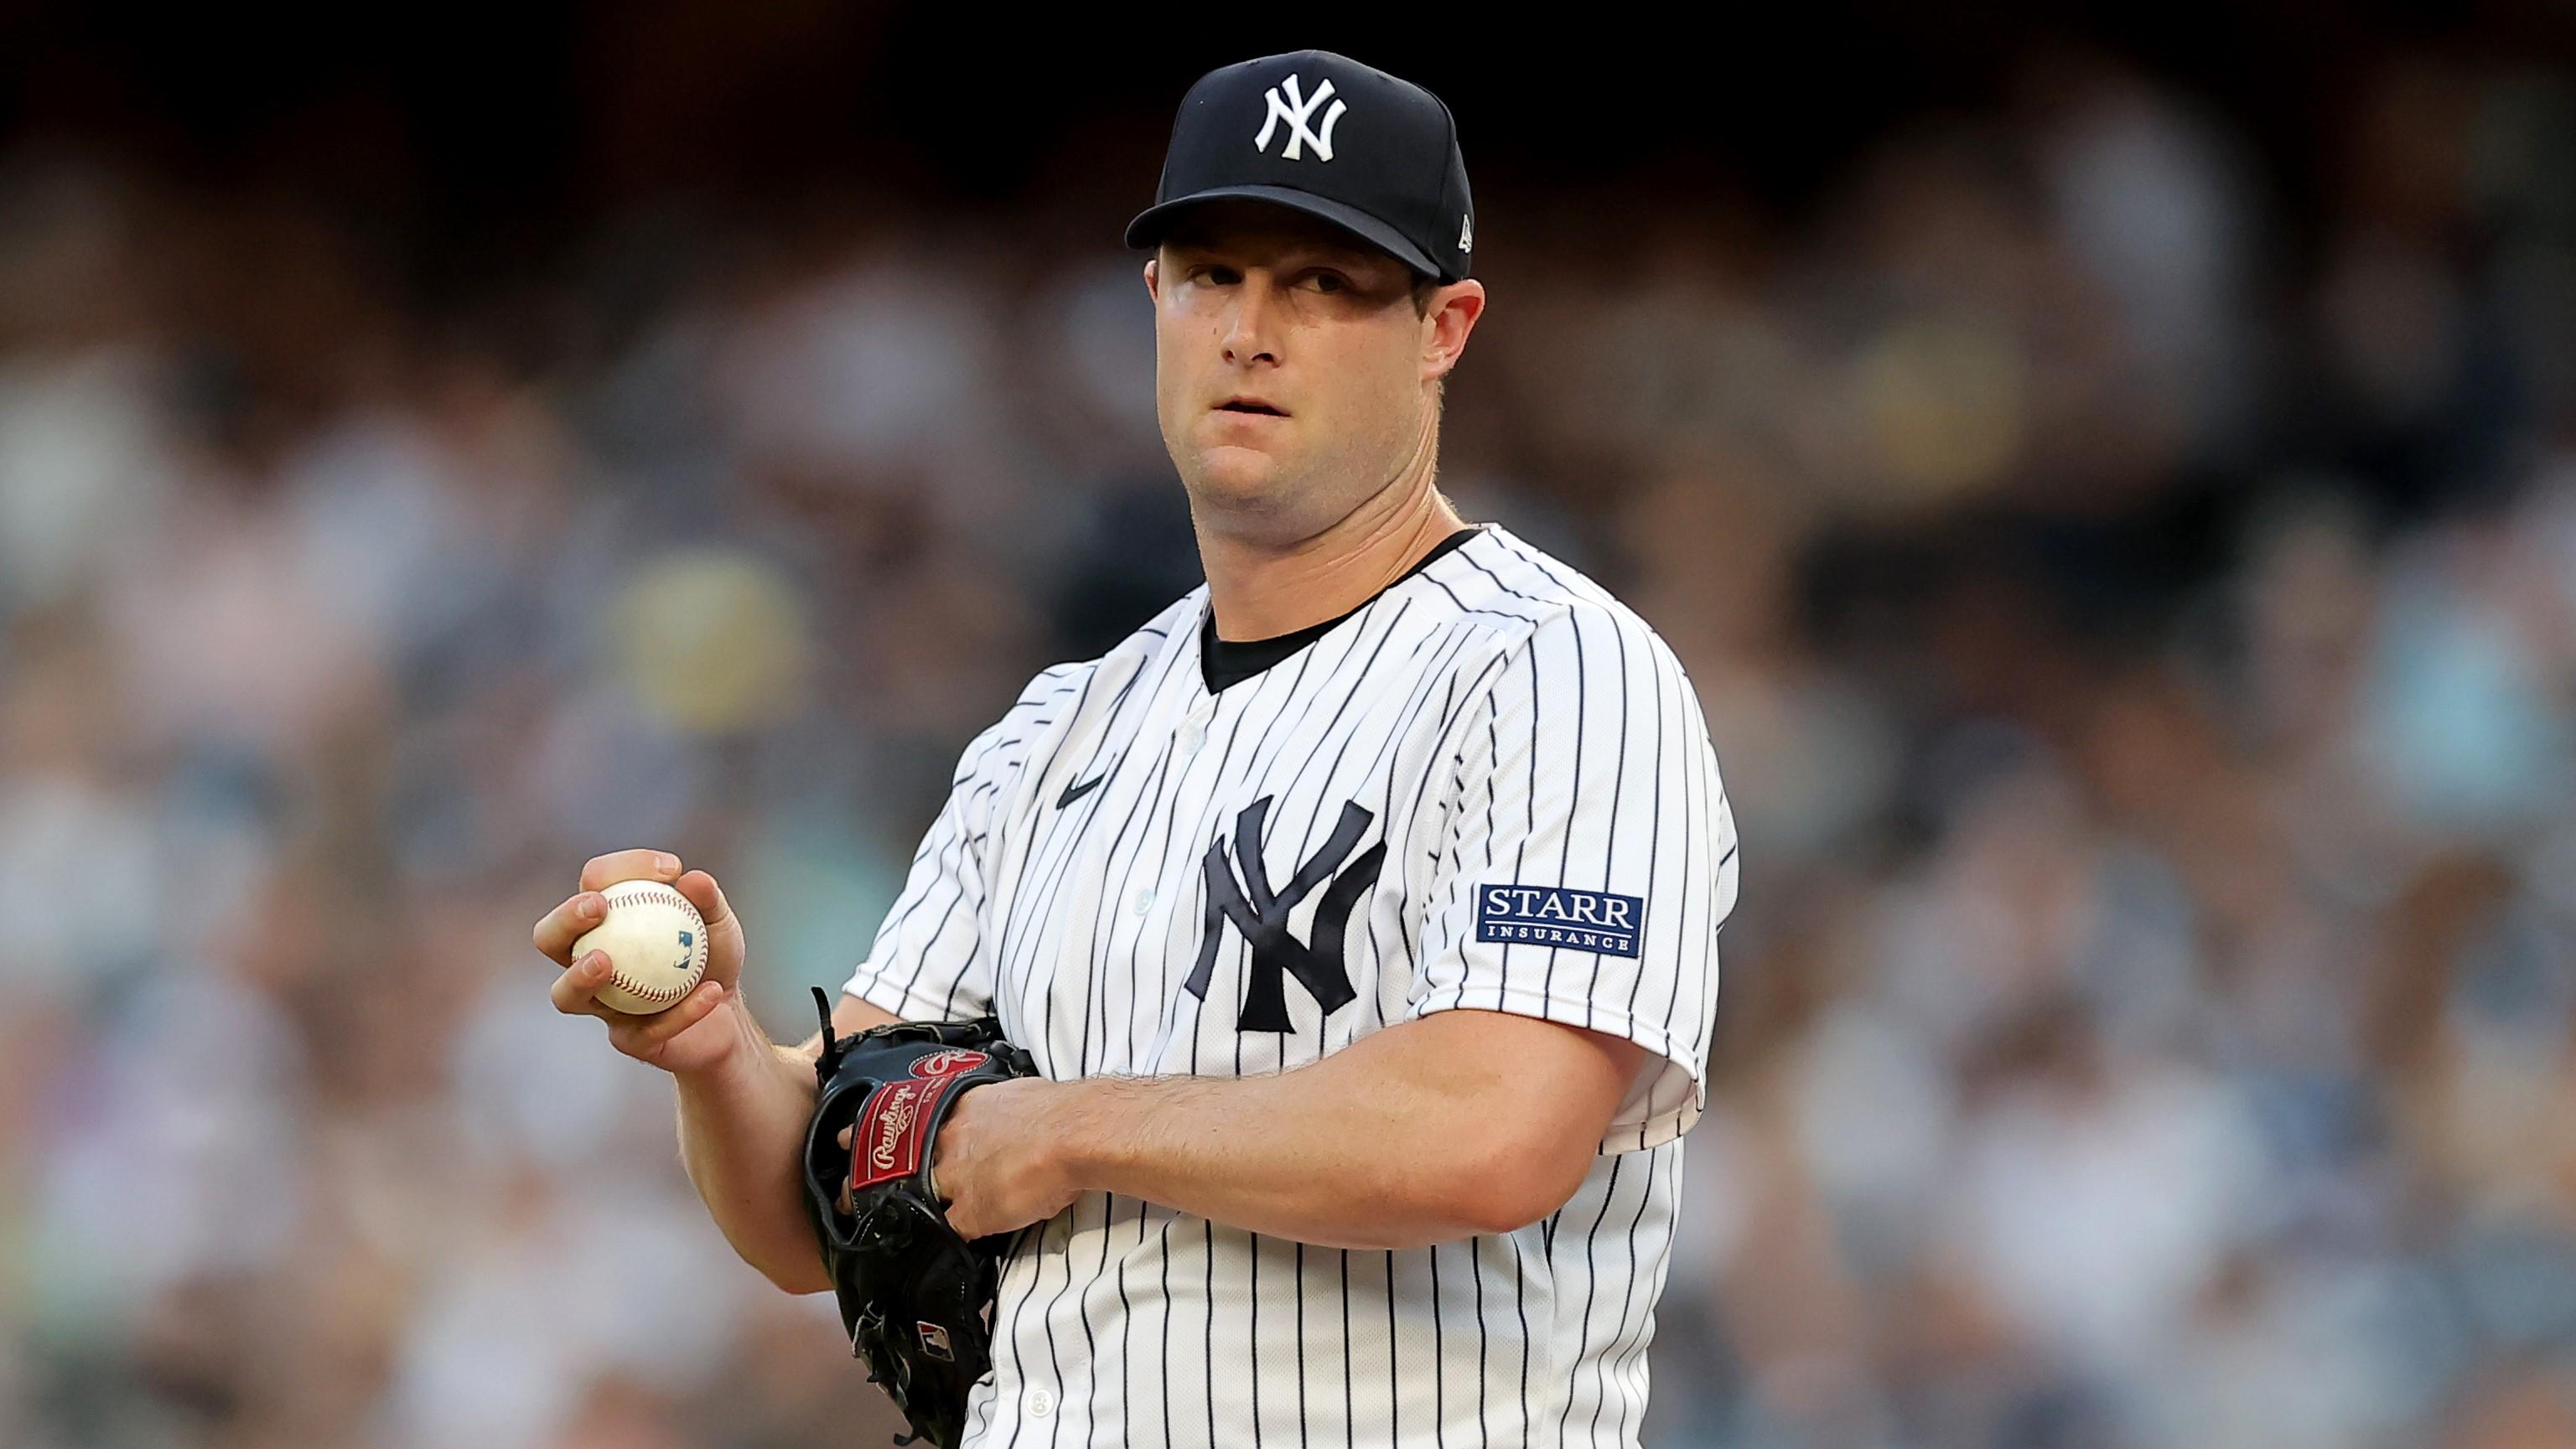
[1024,1387,1056,1420]
[1179,722,1206,753]
[1131,887,1156,917]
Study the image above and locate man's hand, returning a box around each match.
[922,1076,1086,1239]
[531,849,750,1076]
[835,1075,1082,1240]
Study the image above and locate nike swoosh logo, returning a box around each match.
[1057,773,1108,809]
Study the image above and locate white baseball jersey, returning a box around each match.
[841,522,1738,1448]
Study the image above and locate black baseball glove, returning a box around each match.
[800,987,1040,1449]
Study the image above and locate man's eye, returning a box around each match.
[1194,266,1239,285]
[1306,272,1347,292]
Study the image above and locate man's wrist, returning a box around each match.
[1048,1076,1126,1196]
[671,996,781,1091]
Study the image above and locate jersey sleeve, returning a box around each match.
[1405,606,1739,1153]
[839,665,1086,1022]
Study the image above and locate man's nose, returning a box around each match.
[1222,278,1278,366]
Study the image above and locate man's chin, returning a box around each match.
[1184,448,1295,507]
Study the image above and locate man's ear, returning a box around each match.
[1423,279,1487,383]
[1143,256,1159,303]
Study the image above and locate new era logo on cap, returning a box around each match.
[1126,50,1475,284]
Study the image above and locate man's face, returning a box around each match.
[1146,201,1443,541]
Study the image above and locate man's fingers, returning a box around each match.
[609,980,728,1058]
[579,849,684,894]
[531,893,609,965]
[549,952,614,1017]
[553,949,729,1062]
[539,851,686,964]
[675,869,733,929]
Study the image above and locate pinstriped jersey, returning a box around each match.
[840,522,1739,1448]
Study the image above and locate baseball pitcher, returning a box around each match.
[531,48,1739,1449]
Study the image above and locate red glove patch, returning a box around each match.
[849,1075,966,1193]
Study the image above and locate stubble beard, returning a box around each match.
[1178,396,1430,551]
[1178,438,1328,546]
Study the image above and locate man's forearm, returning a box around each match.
[676,1001,831,1293]
[1050,1017,1609,1250]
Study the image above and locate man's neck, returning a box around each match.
[1199,474,1466,642]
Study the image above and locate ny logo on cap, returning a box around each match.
[1254,74,1347,163]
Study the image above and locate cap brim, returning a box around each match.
[1124,186,1447,280]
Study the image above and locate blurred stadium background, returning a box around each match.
[4,6,2576,1447]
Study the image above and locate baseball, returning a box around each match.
[572,878,710,1015]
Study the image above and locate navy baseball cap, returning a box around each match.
[1125,50,1475,283]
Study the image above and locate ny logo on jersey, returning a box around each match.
[1185,796,1386,1031]
[1253,74,1347,163]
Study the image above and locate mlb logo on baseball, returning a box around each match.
[1475,885,1646,958]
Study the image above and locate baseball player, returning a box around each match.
[532,49,1737,1448]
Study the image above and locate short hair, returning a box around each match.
[1411,272,1441,318]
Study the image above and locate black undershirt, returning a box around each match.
[1200,525,1483,693]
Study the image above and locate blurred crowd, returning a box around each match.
[4,42,2575,1449]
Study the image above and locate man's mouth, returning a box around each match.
[1215,398,1288,417]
